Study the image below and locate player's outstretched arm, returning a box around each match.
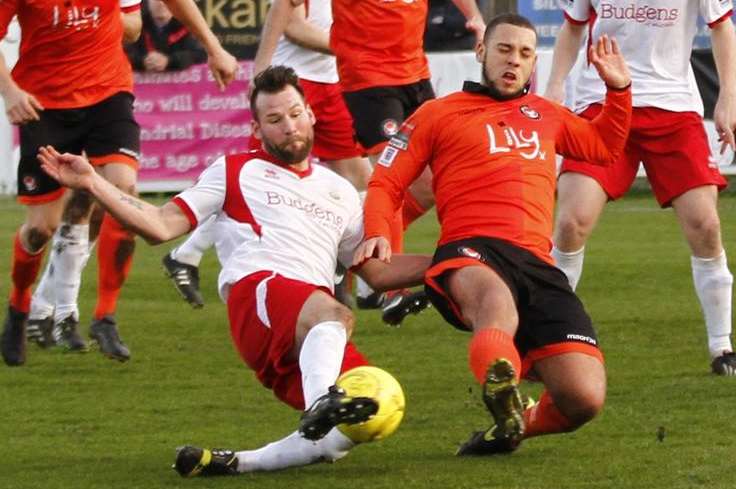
[544,19,586,103]
[121,9,142,43]
[353,236,392,265]
[161,0,237,89]
[450,0,485,47]
[354,254,431,292]
[253,0,302,75]
[711,18,736,153]
[0,52,43,124]
[38,146,191,245]
[284,4,331,55]
[588,35,630,90]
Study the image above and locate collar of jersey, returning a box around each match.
[462,81,529,101]
[253,149,313,179]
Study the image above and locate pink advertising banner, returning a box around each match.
[133,61,253,191]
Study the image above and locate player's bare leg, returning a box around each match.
[672,185,735,375]
[552,172,608,290]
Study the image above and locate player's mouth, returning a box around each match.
[502,72,518,83]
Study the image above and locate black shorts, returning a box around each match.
[424,237,601,369]
[342,80,435,153]
[17,91,140,202]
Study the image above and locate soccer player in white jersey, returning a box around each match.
[545,0,736,375]
[37,66,430,476]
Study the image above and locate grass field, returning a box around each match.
[1,191,736,489]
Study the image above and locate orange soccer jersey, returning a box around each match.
[0,0,138,109]
[330,0,430,92]
[364,82,632,264]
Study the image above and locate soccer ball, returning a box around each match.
[336,366,406,443]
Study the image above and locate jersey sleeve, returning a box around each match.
[562,0,592,24]
[701,0,733,26]
[554,86,632,165]
[337,195,365,269]
[364,105,437,239]
[171,157,226,228]
[120,0,142,12]
[0,0,19,40]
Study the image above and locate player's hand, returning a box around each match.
[353,237,392,265]
[714,93,736,154]
[1,84,43,124]
[37,145,96,191]
[589,35,631,90]
[465,15,486,49]
[544,80,566,104]
[143,51,169,72]
[207,47,238,91]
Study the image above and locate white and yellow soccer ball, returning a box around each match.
[335,366,406,443]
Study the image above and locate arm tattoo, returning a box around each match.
[120,193,144,210]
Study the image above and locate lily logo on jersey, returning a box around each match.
[486,123,545,161]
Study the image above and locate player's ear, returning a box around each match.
[475,43,485,63]
[306,104,316,125]
[251,119,262,140]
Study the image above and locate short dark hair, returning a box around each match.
[483,13,537,44]
[249,65,306,119]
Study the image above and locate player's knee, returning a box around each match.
[555,211,595,245]
[63,190,94,223]
[687,214,722,248]
[24,225,55,252]
[332,304,355,337]
[557,386,605,430]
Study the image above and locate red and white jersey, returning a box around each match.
[172,150,364,300]
[0,0,140,109]
[564,0,733,114]
[272,0,337,83]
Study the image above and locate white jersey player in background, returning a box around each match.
[37,65,429,476]
[545,0,736,375]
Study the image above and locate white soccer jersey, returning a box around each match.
[173,151,364,300]
[563,0,733,114]
[272,0,338,83]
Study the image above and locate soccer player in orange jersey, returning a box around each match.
[0,0,237,366]
[354,14,632,455]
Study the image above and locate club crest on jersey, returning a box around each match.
[381,119,400,138]
[264,168,279,179]
[388,122,415,151]
[520,105,540,120]
[458,246,482,260]
[22,175,37,192]
[329,190,341,201]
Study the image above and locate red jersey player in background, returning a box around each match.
[545,0,736,376]
[355,14,632,456]
[0,0,237,366]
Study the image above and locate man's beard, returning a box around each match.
[481,59,529,101]
[263,133,314,165]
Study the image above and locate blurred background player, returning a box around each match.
[254,0,485,311]
[545,0,736,376]
[37,66,429,476]
[356,14,632,455]
[1,0,238,366]
[125,0,207,72]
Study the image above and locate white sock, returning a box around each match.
[52,223,89,324]
[691,252,733,358]
[170,216,215,267]
[29,242,58,321]
[236,429,354,472]
[356,276,375,299]
[551,246,585,291]
[299,321,347,407]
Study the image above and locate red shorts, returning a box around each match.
[249,80,361,162]
[560,105,727,207]
[227,271,369,410]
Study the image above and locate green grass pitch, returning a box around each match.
[1,191,735,489]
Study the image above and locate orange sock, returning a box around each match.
[523,390,574,438]
[468,328,521,384]
[94,214,135,319]
[402,193,426,230]
[9,232,45,313]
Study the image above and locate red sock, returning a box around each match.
[402,193,426,230]
[94,214,135,319]
[9,231,45,313]
[468,328,521,384]
[523,390,574,438]
[389,209,403,254]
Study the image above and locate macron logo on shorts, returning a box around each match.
[566,333,597,346]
